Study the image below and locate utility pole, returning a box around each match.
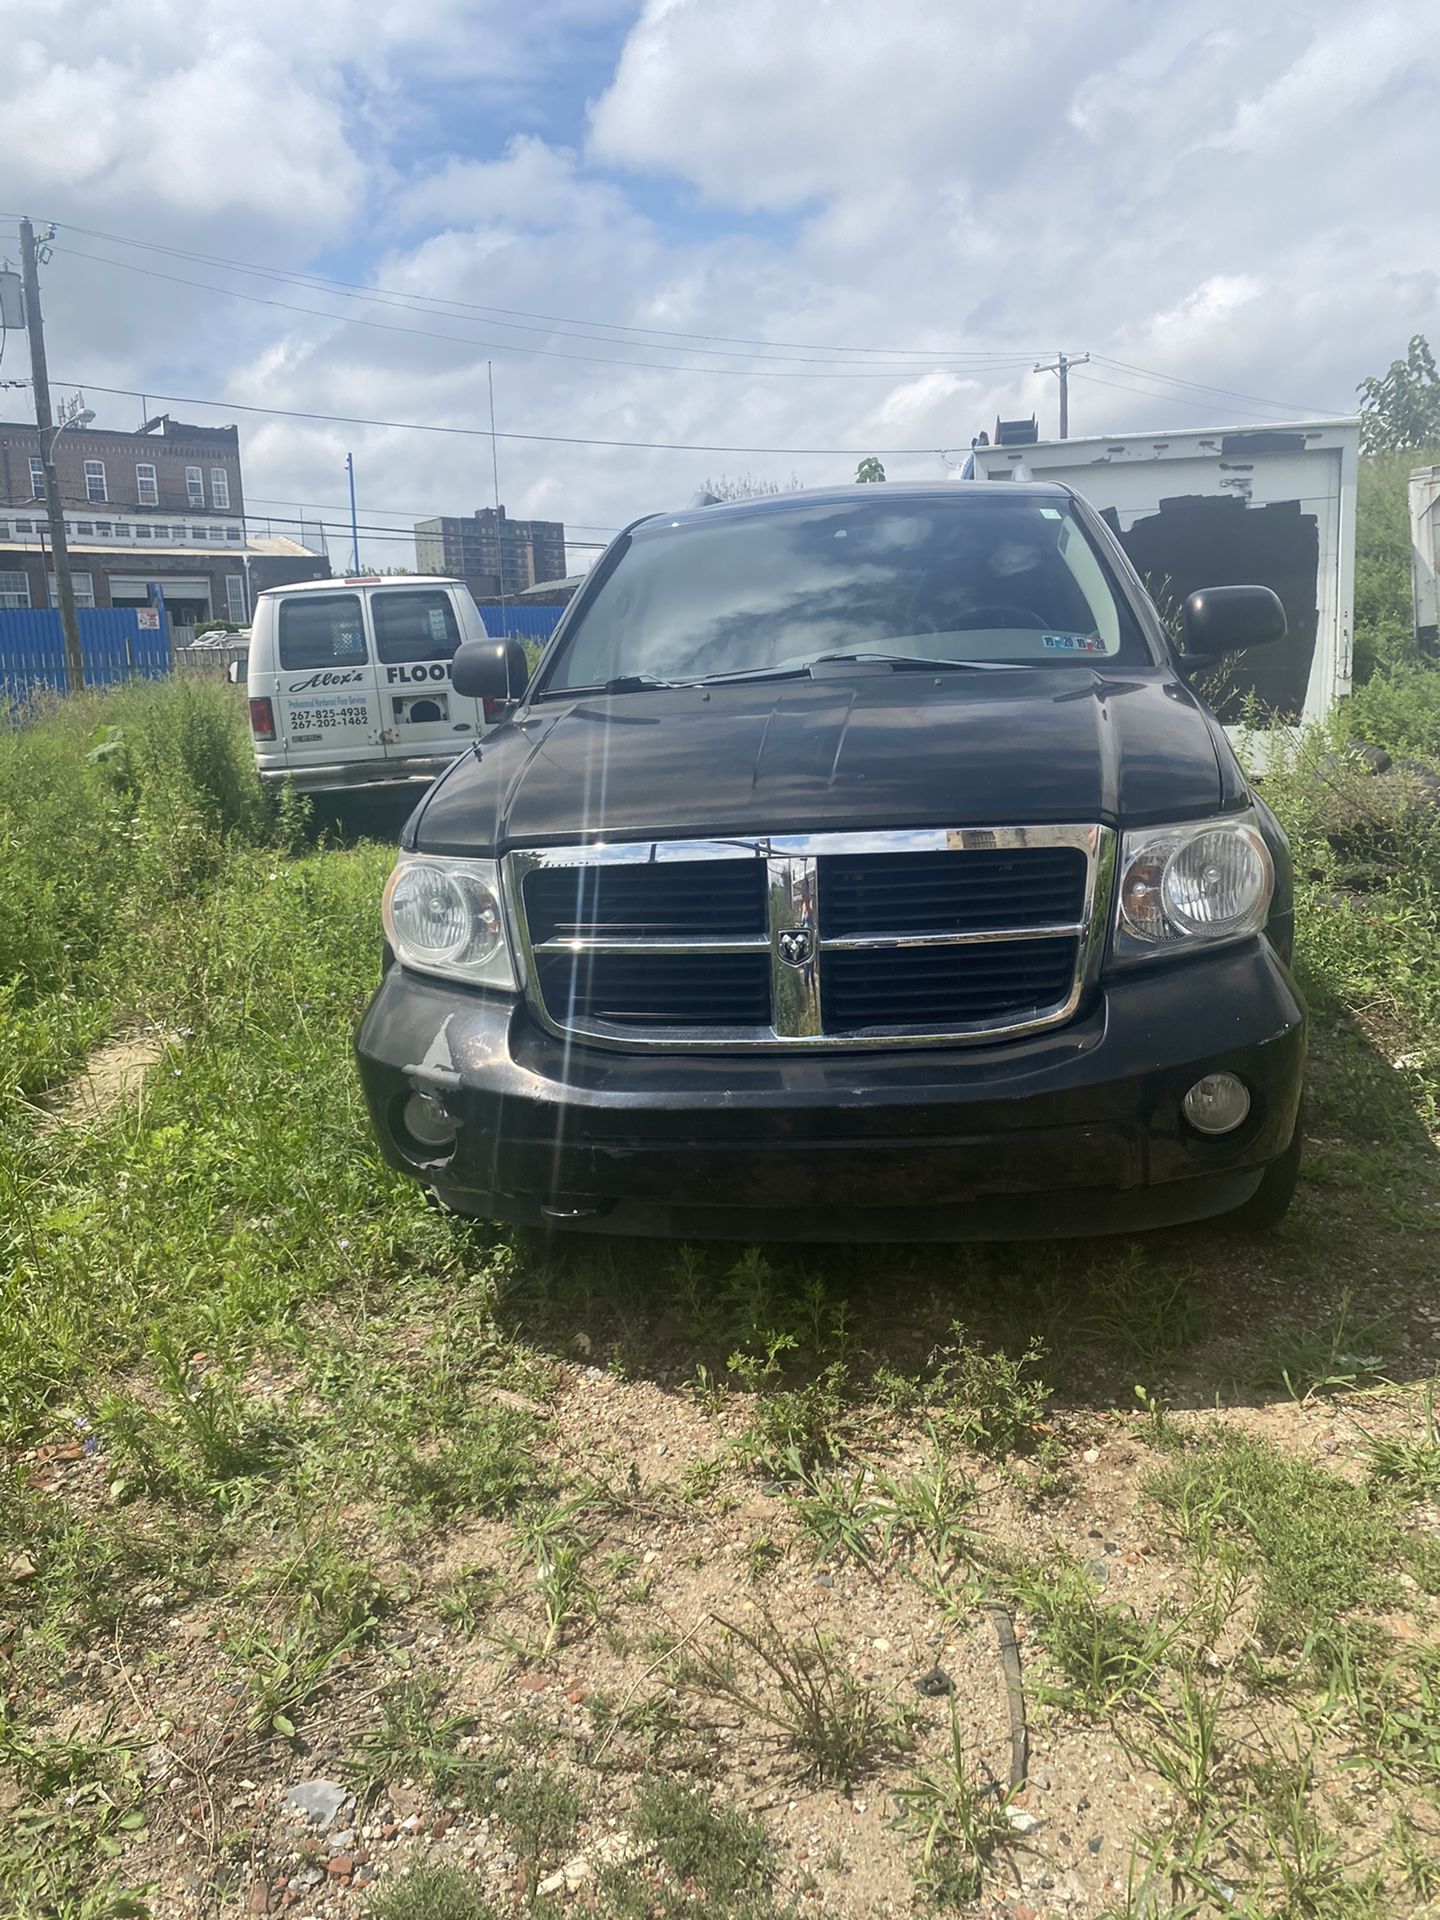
[345,452,360,572]
[487,362,508,626]
[1033,350,1089,440]
[19,217,84,689]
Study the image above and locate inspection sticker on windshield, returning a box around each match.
[1042,633,1107,653]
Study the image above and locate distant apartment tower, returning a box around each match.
[414,506,567,597]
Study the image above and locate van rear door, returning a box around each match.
[369,585,486,760]
[273,591,383,772]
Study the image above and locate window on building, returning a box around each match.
[84,460,108,503]
[113,524,130,538]
[225,574,248,623]
[0,572,31,608]
[0,523,10,541]
[135,525,153,539]
[372,588,462,664]
[28,456,46,500]
[225,527,242,542]
[190,527,208,542]
[186,467,205,507]
[135,463,159,506]
[75,521,94,537]
[278,593,366,670]
[94,522,113,538]
[210,468,230,509]
[151,525,169,540]
[48,572,95,608]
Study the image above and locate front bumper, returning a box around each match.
[355,941,1305,1241]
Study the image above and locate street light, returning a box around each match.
[42,403,96,457]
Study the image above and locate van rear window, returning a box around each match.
[372,589,462,664]
[278,593,366,670]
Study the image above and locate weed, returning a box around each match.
[679,1454,726,1502]
[1355,1378,1440,1497]
[632,1776,771,1896]
[367,1865,501,1920]
[684,1614,908,1786]
[892,1697,1017,1906]
[93,1337,292,1512]
[383,1399,539,1519]
[929,1329,1051,1458]
[744,1533,784,1581]
[1244,1735,1381,1916]
[1132,1382,1184,1450]
[351,1675,472,1798]
[1118,1665,1227,1817]
[223,1615,361,1739]
[1078,1244,1210,1373]
[461,1733,582,1875]
[1144,1432,1405,1646]
[1248,1290,1390,1402]
[1019,1564,1186,1714]
[1313,1632,1440,1789]
[513,1496,601,1655]
[791,1437,978,1581]
[436,1563,502,1633]
[734,1362,856,1475]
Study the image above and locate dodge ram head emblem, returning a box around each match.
[776,928,815,967]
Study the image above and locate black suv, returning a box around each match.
[356,483,1304,1241]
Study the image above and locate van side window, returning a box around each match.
[278,594,367,670]
[372,589,462,664]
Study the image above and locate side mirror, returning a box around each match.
[1180,585,1287,659]
[453,638,529,701]
[226,657,247,685]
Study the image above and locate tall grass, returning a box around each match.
[0,678,281,1104]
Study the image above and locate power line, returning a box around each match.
[1071,367,1342,420]
[47,217,1051,363]
[1088,355,1339,417]
[55,244,1039,382]
[52,379,955,457]
[244,492,619,532]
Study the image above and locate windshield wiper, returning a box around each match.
[555,654,1016,697]
[601,673,684,693]
[805,651,1014,673]
[693,652,1014,685]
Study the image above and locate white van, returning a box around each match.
[245,575,498,792]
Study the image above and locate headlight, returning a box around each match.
[1114,810,1273,958]
[382,854,517,990]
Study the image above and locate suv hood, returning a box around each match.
[414,668,1235,853]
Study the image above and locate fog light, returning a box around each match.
[1182,1073,1251,1136]
[402,1089,456,1152]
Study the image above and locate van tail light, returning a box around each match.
[249,696,276,741]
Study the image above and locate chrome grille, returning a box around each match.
[508,827,1114,1050]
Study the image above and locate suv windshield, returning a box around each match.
[545,494,1147,691]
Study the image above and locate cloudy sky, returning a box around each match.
[3,0,1436,570]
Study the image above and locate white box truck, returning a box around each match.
[968,420,1359,729]
[1409,463,1440,655]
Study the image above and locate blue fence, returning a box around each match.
[0,607,172,702]
[474,602,565,643]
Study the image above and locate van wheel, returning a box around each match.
[1221,1108,1303,1233]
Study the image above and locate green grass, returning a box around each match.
[1143,1432,1418,1647]
[3,671,1440,1916]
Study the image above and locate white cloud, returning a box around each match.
[1,0,1437,567]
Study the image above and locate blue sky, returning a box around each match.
[3,1,1436,567]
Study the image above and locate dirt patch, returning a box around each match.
[36,1029,167,1132]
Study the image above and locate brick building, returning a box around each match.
[414,505,567,598]
[0,412,328,628]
